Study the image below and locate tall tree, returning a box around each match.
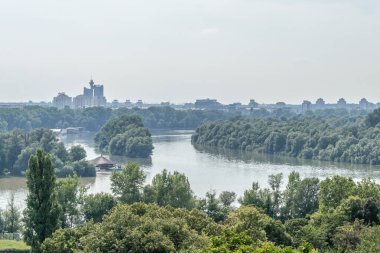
[68,145,86,162]
[4,192,21,233]
[111,162,146,204]
[56,174,87,228]
[83,193,117,223]
[144,169,195,209]
[23,149,60,253]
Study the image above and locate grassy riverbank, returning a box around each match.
[0,240,30,252]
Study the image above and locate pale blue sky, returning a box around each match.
[0,0,379,104]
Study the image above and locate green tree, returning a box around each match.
[69,145,86,162]
[354,226,380,253]
[53,142,69,163]
[43,203,214,253]
[201,229,256,253]
[0,119,8,132]
[0,208,5,233]
[7,131,25,175]
[239,182,268,210]
[83,193,117,223]
[111,162,146,204]
[333,220,364,252]
[4,192,21,233]
[226,205,292,246]
[13,145,38,175]
[269,173,283,218]
[23,149,60,253]
[219,191,237,208]
[282,172,319,220]
[201,190,227,222]
[144,169,195,209]
[56,174,88,228]
[41,223,94,253]
[319,176,357,211]
[365,108,380,127]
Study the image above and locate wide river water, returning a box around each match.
[1,130,380,209]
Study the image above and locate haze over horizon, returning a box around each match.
[0,0,379,104]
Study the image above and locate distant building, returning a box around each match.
[228,102,242,112]
[315,98,325,109]
[195,99,222,110]
[248,99,259,108]
[359,98,369,109]
[136,100,144,107]
[337,98,347,108]
[302,100,312,111]
[53,92,72,109]
[73,79,107,108]
[111,99,120,108]
[125,100,133,107]
[184,102,195,109]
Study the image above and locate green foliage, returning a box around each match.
[83,193,117,223]
[354,226,380,253]
[240,173,318,220]
[365,108,380,127]
[111,162,146,204]
[25,168,380,253]
[43,203,217,253]
[56,174,88,228]
[319,176,357,211]
[192,113,380,165]
[143,169,196,209]
[201,229,256,252]
[219,191,237,208]
[198,190,233,223]
[0,210,4,233]
[0,106,232,132]
[95,115,153,157]
[68,145,86,162]
[23,149,60,253]
[41,223,94,253]
[226,206,292,247]
[332,220,364,252]
[0,128,94,177]
[282,172,320,220]
[3,193,22,233]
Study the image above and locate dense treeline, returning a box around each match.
[95,115,154,157]
[0,128,95,177]
[0,105,368,133]
[0,106,233,132]
[21,161,380,253]
[192,110,380,165]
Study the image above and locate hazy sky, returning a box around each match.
[0,0,379,104]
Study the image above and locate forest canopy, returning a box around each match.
[0,128,95,177]
[192,111,380,165]
[95,115,154,157]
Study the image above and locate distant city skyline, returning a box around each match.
[1,0,379,104]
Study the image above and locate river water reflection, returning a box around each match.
[1,130,380,209]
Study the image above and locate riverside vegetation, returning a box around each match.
[192,108,380,165]
[94,115,154,158]
[0,105,367,133]
[5,148,380,253]
[0,128,95,177]
[0,106,233,132]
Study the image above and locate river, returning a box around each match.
[1,130,380,209]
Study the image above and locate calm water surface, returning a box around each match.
[1,130,380,209]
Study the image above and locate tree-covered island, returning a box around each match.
[95,115,154,157]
